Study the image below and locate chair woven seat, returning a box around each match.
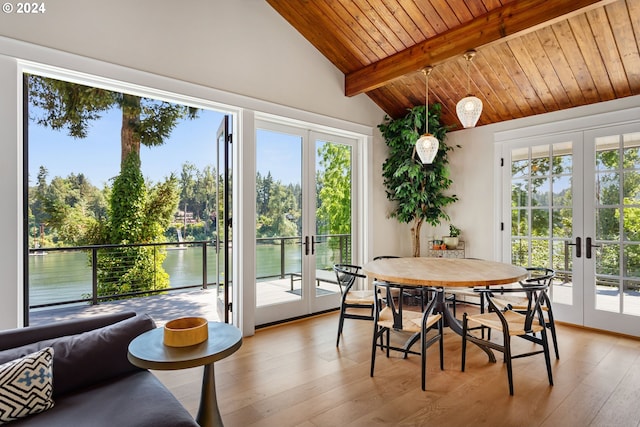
[344,290,375,305]
[377,307,441,333]
[466,310,544,336]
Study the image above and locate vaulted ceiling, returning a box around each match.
[266,0,640,129]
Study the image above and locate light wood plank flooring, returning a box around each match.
[154,309,640,427]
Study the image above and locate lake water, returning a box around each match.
[28,242,340,306]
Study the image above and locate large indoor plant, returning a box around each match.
[379,104,458,257]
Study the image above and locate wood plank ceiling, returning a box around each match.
[266,0,640,129]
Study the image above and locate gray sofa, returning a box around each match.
[0,311,198,426]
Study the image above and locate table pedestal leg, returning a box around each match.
[196,363,224,427]
[436,290,497,363]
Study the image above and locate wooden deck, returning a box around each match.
[28,277,342,327]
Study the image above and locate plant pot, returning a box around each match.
[442,236,459,250]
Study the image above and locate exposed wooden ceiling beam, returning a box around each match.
[345,0,614,97]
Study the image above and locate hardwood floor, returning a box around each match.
[154,309,640,427]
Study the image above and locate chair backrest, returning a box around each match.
[333,264,364,295]
[373,281,440,330]
[485,281,550,332]
[521,267,555,309]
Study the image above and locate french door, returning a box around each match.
[215,115,232,323]
[503,123,640,336]
[255,121,357,325]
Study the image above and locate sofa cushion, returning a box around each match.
[0,314,155,397]
[7,370,198,426]
[0,312,137,351]
[0,348,54,424]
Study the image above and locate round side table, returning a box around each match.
[128,321,242,427]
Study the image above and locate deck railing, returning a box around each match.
[28,233,351,309]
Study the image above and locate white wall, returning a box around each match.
[0,0,387,330]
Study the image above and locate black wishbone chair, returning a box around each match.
[333,264,376,347]
[490,267,559,359]
[461,280,554,395]
[371,281,444,391]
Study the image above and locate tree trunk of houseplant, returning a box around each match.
[411,217,423,257]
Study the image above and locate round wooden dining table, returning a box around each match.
[363,257,528,362]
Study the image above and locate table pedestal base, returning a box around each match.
[196,363,224,427]
[437,294,497,364]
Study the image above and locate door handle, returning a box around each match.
[586,237,601,259]
[311,236,316,255]
[304,236,309,256]
[566,237,581,258]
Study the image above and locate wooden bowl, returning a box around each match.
[163,317,208,347]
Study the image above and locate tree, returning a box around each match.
[28,75,193,297]
[317,143,352,261]
[96,153,180,298]
[28,75,197,167]
[379,104,457,257]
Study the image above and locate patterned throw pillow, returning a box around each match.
[0,347,54,424]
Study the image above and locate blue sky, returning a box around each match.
[28,104,302,187]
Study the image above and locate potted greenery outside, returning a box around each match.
[443,225,460,250]
[379,104,458,257]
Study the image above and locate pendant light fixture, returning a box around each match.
[456,50,483,128]
[415,66,439,164]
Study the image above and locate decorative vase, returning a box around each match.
[442,236,459,250]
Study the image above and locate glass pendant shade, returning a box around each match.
[456,50,483,128]
[456,95,483,128]
[416,133,439,164]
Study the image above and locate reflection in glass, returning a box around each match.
[595,208,619,241]
[531,177,550,206]
[511,238,528,266]
[624,207,640,241]
[554,154,572,175]
[623,132,640,170]
[623,279,640,316]
[596,172,620,205]
[595,134,619,170]
[596,243,620,276]
[552,176,572,206]
[595,276,620,313]
[551,239,571,273]
[511,147,529,177]
[511,209,528,236]
[623,171,640,200]
[623,244,640,278]
[531,209,549,237]
[552,208,572,238]
[511,179,528,207]
[531,145,549,176]
[531,239,550,267]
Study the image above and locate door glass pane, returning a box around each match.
[531,209,550,236]
[624,279,640,316]
[255,129,303,306]
[315,140,352,297]
[512,209,528,236]
[552,208,572,238]
[593,134,640,316]
[512,179,529,206]
[595,208,620,240]
[512,147,529,176]
[510,142,574,306]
